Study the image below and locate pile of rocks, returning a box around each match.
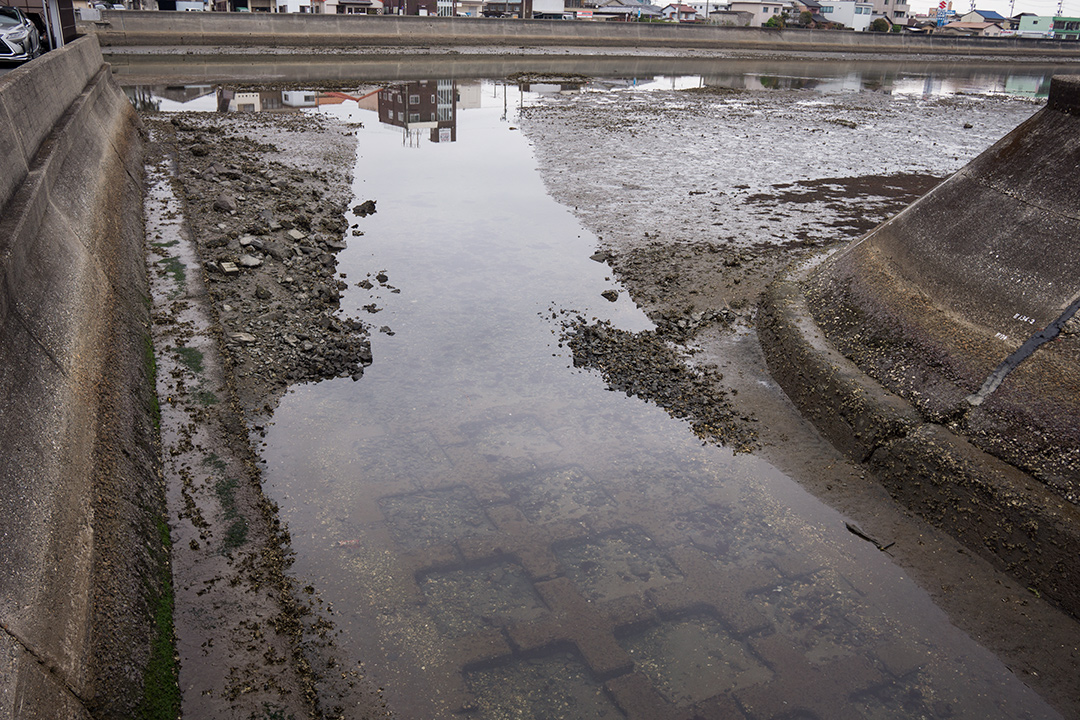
[160,112,370,413]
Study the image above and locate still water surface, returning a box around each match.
[136,70,1068,718]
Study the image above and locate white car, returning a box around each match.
[0,6,42,64]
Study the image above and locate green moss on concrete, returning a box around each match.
[195,389,219,407]
[157,256,186,288]
[144,334,161,432]
[214,476,249,552]
[175,346,204,374]
[138,518,180,720]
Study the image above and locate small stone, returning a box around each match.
[255,285,272,300]
[190,143,210,157]
[601,290,619,302]
[213,193,237,213]
[238,254,263,268]
[353,199,377,217]
[230,332,256,344]
[288,228,307,241]
[379,326,395,336]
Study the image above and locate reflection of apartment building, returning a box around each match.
[216,89,319,112]
[378,80,459,144]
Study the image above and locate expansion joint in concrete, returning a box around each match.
[12,306,69,378]
[0,621,91,709]
[967,293,1080,407]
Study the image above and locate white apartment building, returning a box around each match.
[819,0,873,29]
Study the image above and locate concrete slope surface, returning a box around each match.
[761,74,1080,619]
[0,37,165,718]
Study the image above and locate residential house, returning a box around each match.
[320,0,383,12]
[596,0,663,19]
[1016,13,1053,38]
[938,20,1003,36]
[728,0,785,26]
[661,3,699,20]
[707,7,753,23]
[790,0,829,24]
[959,8,1011,28]
[817,0,873,30]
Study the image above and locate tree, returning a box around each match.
[869,17,890,31]
[764,13,785,27]
[798,10,812,25]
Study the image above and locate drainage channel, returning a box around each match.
[238,81,1062,719]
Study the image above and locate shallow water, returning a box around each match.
[212,79,1068,718]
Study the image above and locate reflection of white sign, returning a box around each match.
[577,9,592,17]
[439,128,452,142]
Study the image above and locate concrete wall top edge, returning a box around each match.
[1048,74,1080,113]
[0,35,103,214]
[87,11,1080,54]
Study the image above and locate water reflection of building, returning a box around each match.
[215,88,321,113]
[378,80,459,145]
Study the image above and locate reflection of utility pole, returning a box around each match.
[502,82,508,122]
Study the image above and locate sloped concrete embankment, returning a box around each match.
[759,75,1080,619]
[83,11,1080,56]
[0,36,167,717]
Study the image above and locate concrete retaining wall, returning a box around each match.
[86,11,1080,55]
[759,75,1080,619]
[0,36,164,718]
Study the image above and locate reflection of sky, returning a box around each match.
[129,64,1065,114]
[154,94,218,112]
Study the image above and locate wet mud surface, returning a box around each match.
[144,113,386,718]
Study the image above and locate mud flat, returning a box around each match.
[516,81,1080,715]
[143,109,387,717]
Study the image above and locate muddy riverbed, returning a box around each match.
[142,68,1080,718]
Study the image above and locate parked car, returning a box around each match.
[0,5,41,64]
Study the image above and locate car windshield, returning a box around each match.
[0,8,23,26]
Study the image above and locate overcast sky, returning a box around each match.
[920,0,1078,17]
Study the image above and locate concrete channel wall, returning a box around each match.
[86,11,1080,55]
[759,75,1080,620]
[0,36,165,717]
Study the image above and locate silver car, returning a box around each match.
[0,6,42,64]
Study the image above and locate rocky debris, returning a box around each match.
[601,289,619,302]
[561,315,757,453]
[154,111,371,416]
[353,199,377,217]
